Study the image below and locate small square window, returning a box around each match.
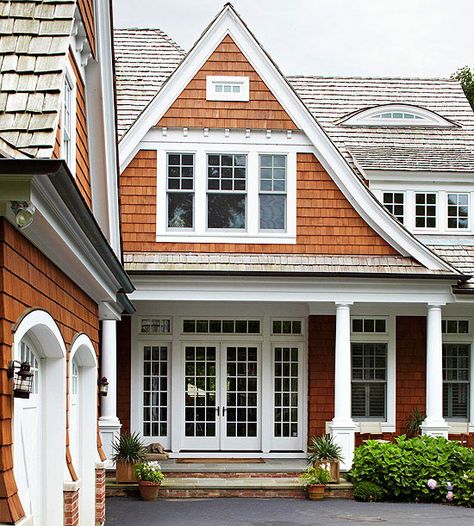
[206,76,250,101]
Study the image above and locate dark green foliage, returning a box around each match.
[111,432,146,463]
[405,408,425,438]
[307,434,343,464]
[453,66,474,110]
[353,481,385,502]
[349,436,474,506]
[454,470,474,508]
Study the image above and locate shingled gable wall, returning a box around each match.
[120,150,398,255]
[157,35,297,130]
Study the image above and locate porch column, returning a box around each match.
[329,302,357,470]
[99,319,122,467]
[421,304,449,437]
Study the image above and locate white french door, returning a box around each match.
[182,343,261,450]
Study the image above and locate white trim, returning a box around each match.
[117,5,454,272]
[12,310,66,526]
[206,75,249,101]
[62,59,77,176]
[340,104,456,128]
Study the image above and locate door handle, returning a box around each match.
[216,406,220,416]
[222,406,226,416]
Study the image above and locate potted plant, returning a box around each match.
[307,434,343,483]
[135,461,165,501]
[112,432,146,483]
[299,466,330,500]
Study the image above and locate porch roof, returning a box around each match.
[123,252,464,278]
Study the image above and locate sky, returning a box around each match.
[112,0,474,78]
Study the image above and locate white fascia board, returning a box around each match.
[128,275,457,305]
[117,5,454,273]
[28,177,120,304]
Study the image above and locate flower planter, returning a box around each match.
[115,460,137,483]
[138,480,161,501]
[313,460,340,483]
[307,483,326,500]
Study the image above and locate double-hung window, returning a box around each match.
[447,193,469,230]
[207,154,246,229]
[382,192,404,223]
[443,344,470,419]
[167,153,194,229]
[415,192,437,228]
[352,342,387,419]
[259,154,287,230]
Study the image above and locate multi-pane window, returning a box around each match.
[182,319,260,334]
[62,75,73,167]
[207,154,246,229]
[415,193,437,228]
[167,153,194,229]
[447,193,469,229]
[443,344,470,419]
[71,358,79,395]
[442,319,469,335]
[383,192,404,223]
[140,319,171,334]
[352,343,387,419]
[272,320,302,335]
[352,318,386,334]
[259,155,286,230]
[274,347,299,437]
[143,346,168,437]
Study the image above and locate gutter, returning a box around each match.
[0,158,134,295]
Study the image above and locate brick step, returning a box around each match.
[164,471,300,478]
[106,477,353,499]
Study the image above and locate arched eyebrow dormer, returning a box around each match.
[337,104,458,128]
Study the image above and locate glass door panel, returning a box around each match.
[183,345,219,449]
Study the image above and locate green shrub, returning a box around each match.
[454,470,474,508]
[349,435,474,506]
[353,481,385,502]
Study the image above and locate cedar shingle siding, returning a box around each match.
[157,35,298,131]
[120,151,397,255]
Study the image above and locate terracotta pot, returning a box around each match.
[115,460,137,483]
[138,480,161,501]
[307,484,326,500]
[313,460,340,483]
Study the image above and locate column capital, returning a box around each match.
[427,303,445,310]
[335,301,353,308]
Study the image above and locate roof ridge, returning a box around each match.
[287,74,457,82]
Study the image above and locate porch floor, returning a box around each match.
[159,458,307,473]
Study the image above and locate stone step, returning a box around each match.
[164,471,300,478]
[106,476,353,499]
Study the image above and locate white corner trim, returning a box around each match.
[117,5,455,273]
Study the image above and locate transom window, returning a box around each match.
[352,343,387,419]
[272,320,302,335]
[260,155,287,231]
[447,193,469,229]
[167,153,194,229]
[183,319,261,334]
[207,154,246,229]
[352,318,386,334]
[371,111,423,121]
[140,318,171,335]
[442,319,469,334]
[383,192,404,223]
[415,192,437,228]
[206,76,250,101]
[443,344,470,419]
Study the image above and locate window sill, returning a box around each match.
[156,234,297,244]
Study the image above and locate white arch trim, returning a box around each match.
[13,308,66,526]
[68,332,98,526]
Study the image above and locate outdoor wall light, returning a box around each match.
[98,376,109,396]
[10,201,36,230]
[7,360,34,399]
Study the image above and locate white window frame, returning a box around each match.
[441,318,473,428]
[156,147,297,243]
[259,154,287,232]
[351,315,395,431]
[446,192,470,231]
[166,152,195,231]
[382,192,405,224]
[206,76,250,102]
[62,60,76,175]
[414,192,438,230]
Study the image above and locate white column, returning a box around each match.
[329,302,357,470]
[99,319,122,467]
[421,304,449,437]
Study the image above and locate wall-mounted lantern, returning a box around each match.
[98,376,109,396]
[7,361,34,399]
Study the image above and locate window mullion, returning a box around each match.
[247,152,259,235]
[194,150,206,234]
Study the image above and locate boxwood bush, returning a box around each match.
[349,435,474,506]
[353,480,385,502]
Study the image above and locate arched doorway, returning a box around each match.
[69,334,98,526]
[12,310,66,526]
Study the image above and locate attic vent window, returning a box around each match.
[206,76,249,101]
[371,112,423,120]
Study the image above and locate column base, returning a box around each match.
[99,417,122,468]
[420,418,449,438]
[328,419,358,471]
